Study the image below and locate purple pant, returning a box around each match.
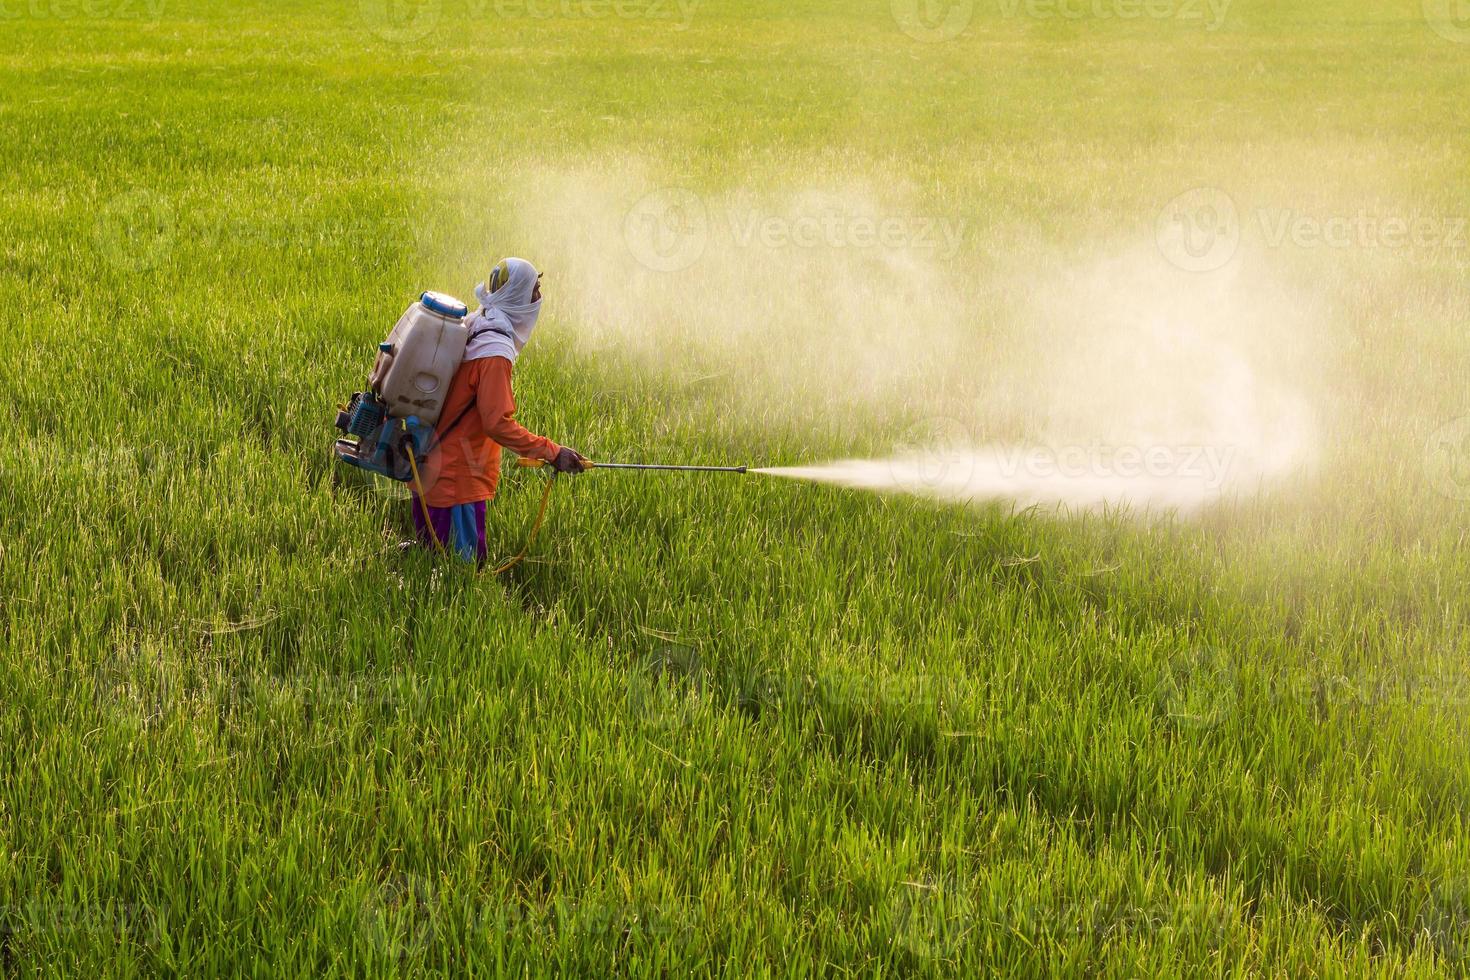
[410,495,487,563]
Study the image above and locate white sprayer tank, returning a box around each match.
[368,291,469,426]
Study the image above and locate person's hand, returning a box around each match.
[550,447,587,474]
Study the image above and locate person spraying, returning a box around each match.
[334,259,743,566]
[410,257,586,561]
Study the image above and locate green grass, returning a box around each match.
[2,0,1469,974]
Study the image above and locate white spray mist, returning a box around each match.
[505,160,1321,515]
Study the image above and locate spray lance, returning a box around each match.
[397,454,749,574]
[516,459,748,474]
[399,453,750,572]
[430,456,743,572]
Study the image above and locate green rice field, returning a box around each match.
[1,0,1468,974]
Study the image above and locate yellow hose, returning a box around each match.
[407,443,555,574]
[406,443,447,555]
[487,476,556,576]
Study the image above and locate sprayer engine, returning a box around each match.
[333,390,437,482]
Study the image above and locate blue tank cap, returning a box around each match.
[420,291,468,319]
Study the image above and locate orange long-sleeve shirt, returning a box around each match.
[416,356,559,507]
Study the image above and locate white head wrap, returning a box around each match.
[464,257,542,363]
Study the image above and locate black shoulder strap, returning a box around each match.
[435,318,507,445]
[436,396,477,444]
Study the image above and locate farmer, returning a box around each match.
[411,257,586,561]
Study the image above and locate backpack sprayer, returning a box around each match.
[334,290,750,567]
[333,290,471,481]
